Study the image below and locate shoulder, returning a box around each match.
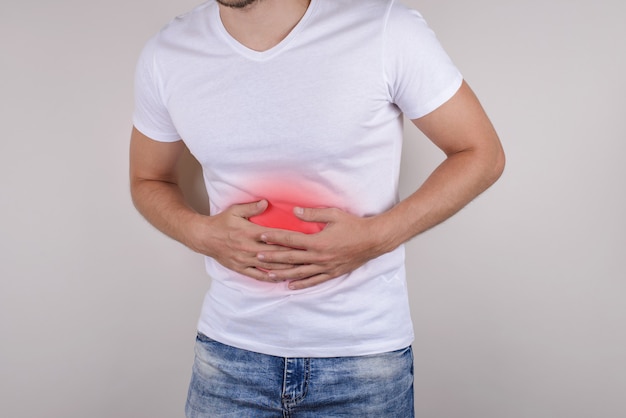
[313,0,392,19]
[321,0,429,37]
[148,1,215,46]
[137,2,216,64]
[382,1,439,48]
[384,1,428,31]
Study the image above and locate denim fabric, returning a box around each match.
[185,333,414,417]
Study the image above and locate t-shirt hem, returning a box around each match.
[197,327,415,358]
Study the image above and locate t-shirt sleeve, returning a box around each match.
[132,36,182,142]
[383,1,463,120]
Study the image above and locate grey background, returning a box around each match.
[1,0,624,417]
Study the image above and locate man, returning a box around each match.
[130,0,505,416]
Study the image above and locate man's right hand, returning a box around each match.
[130,127,295,284]
[184,199,297,282]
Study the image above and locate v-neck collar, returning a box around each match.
[213,0,317,61]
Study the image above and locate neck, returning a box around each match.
[218,0,311,51]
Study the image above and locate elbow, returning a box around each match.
[486,142,506,187]
[494,145,506,179]
[129,177,146,214]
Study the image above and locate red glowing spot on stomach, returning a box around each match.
[249,201,324,234]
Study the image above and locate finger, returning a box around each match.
[257,248,315,266]
[293,206,338,224]
[241,266,272,282]
[256,260,296,271]
[266,264,322,283]
[230,199,268,219]
[260,230,310,250]
[238,247,296,272]
[241,265,294,283]
[288,274,332,290]
[254,241,296,252]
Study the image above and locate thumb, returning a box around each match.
[293,206,337,223]
[231,199,268,218]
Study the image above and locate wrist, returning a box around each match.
[369,207,415,254]
[366,213,403,256]
[178,211,211,254]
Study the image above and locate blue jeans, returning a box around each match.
[185,333,414,417]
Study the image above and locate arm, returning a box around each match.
[257,81,505,289]
[129,127,293,280]
[377,80,505,246]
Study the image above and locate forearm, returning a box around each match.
[372,81,506,253]
[130,178,202,250]
[129,128,298,281]
[375,146,505,252]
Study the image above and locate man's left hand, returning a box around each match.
[256,207,393,290]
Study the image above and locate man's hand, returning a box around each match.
[254,82,505,291]
[129,127,296,283]
[255,206,394,290]
[186,200,298,282]
[131,81,503,290]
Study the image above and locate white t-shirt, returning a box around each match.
[133,0,462,357]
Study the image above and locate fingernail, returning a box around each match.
[294,207,304,215]
[257,253,265,260]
